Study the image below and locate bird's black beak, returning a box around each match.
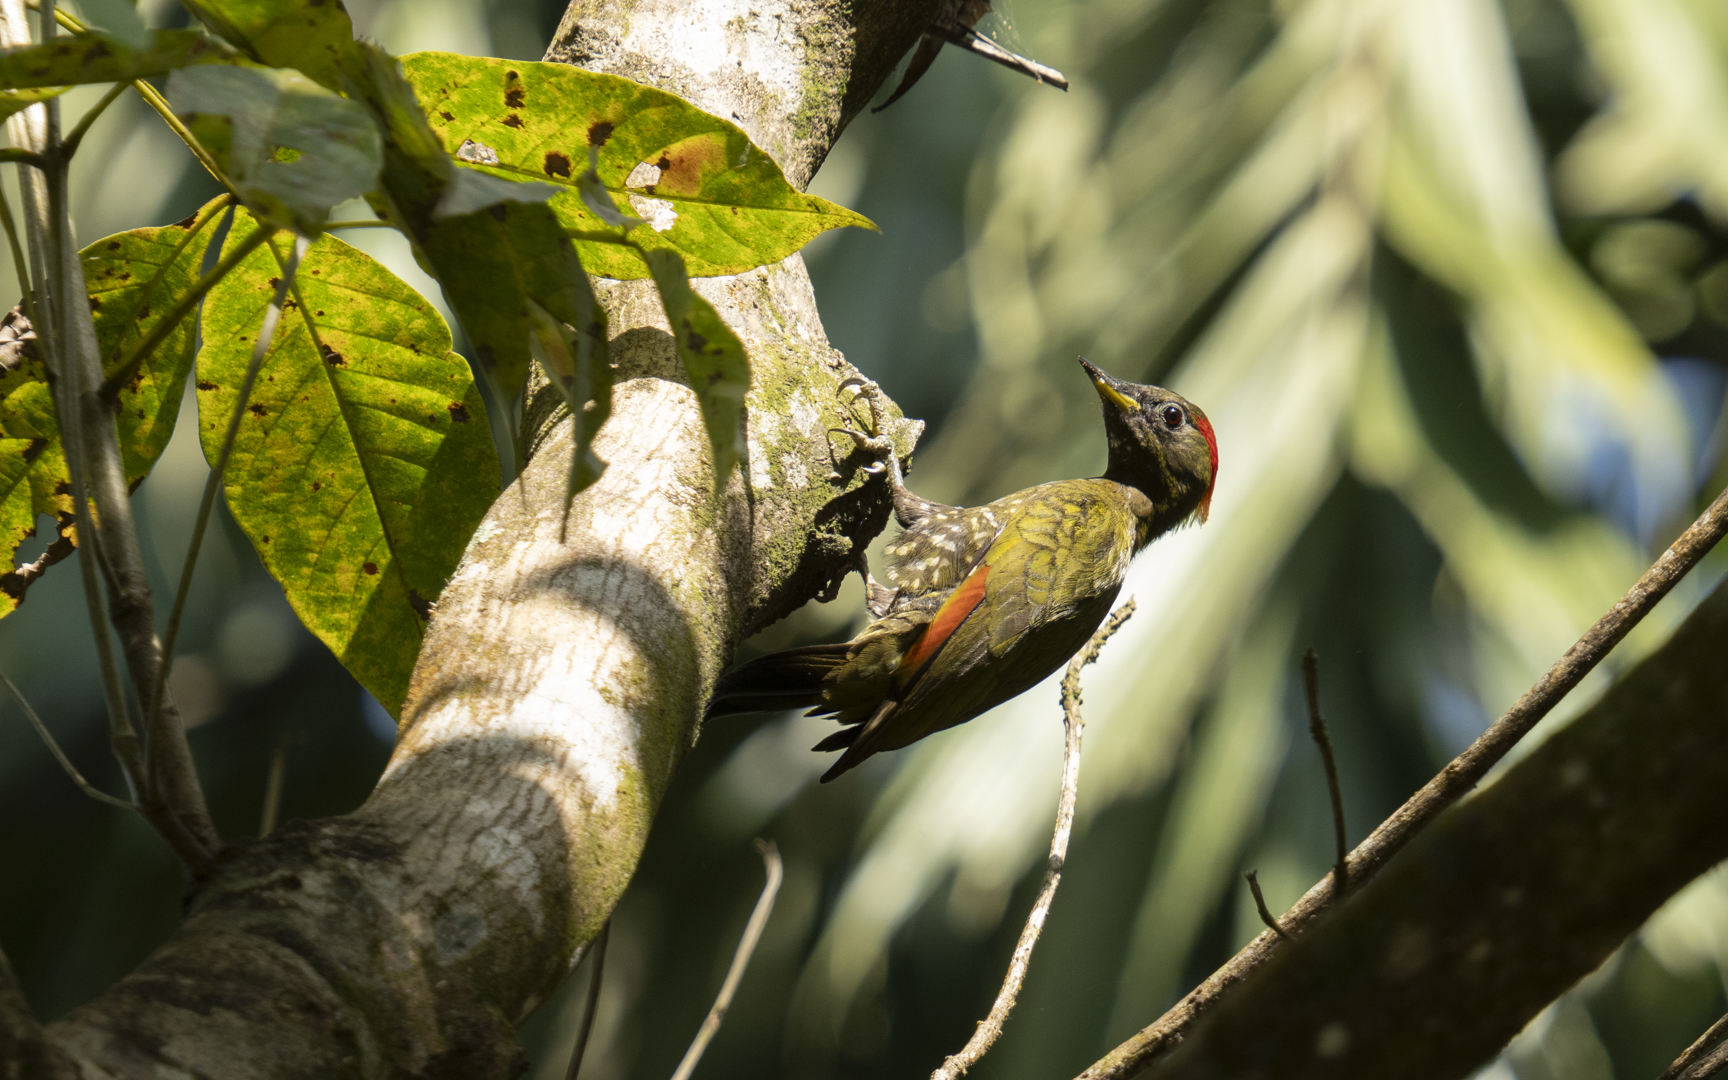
[1079,356,1138,415]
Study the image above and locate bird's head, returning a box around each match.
[1079,357,1218,525]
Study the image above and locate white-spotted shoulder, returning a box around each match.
[883,490,1035,594]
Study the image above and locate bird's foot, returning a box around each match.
[829,374,898,477]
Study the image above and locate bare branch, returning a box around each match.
[1301,649,1347,895]
[1660,1012,1728,1080]
[670,840,785,1080]
[927,21,1069,90]
[933,599,1138,1080]
[1083,484,1728,1079]
[2,673,136,811]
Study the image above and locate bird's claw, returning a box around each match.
[837,374,888,441]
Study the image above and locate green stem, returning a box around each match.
[324,219,394,230]
[58,79,126,160]
[0,147,46,168]
[148,228,305,745]
[98,200,258,402]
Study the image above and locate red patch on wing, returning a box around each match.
[1190,407,1219,524]
[893,561,991,692]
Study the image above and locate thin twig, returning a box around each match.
[933,598,1138,1080]
[58,79,126,160]
[927,21,1069,90]
[1660,1012,1728,1080]
[562,920,610,1080]
[323,220,394,230]
[668,840,785,1080]
[1079,484,1728,1080]
[1243,871,1290,942]
[1302,648,1347,896]
[148,229,301,756]
[2,674,136,811]
[258,736,289,838]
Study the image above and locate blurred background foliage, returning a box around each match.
[3,1,1727,1079]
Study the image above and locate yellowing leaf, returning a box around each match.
[400,51,876,280]
[178,0,356,91]
[0,208,222,619]
[198,213,499,713]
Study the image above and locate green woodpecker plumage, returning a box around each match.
[707,358,1219,781]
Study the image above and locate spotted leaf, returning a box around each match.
[400,51,875,280]
[197,210,499,714]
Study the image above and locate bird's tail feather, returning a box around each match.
[705,643,850,719]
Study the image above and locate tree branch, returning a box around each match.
[1123,570,1728,1080]
[1083,482,1728,1079]
[1661,1013,1728,1080]
[38,3,939,1075]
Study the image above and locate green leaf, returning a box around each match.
[399,51,876,280]
[0,29,231,89]
[168,65,381,235]
[434,163,559,219]
[339,44,607,409]
[197,212,500,714]
[642,249,749,490]
[0,87,66,122]
[0,312,72,621]
[417,199,597,408]
[177,0,355,91]
[87,199,225,479]
[0,208,223,619]
[527,295,611,520]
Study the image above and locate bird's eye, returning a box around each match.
[1159,403,1186,430]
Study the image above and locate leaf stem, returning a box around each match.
[2,673,137,810]
[58,79,126,160]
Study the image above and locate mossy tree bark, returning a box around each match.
[17,3,938,1076]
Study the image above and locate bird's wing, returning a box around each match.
[979,482,1136,656]
[883,489,1035,593]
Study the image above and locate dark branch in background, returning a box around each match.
[1081,483,1728,1079]
[933,600,1138,1080]
[1243,872,1289,942]
[669,841,784,1080]
[874,0,1067,113]
[1128,570,1728,1080]
[562,921,609,1080]
[1661,1013,1728,1080]
[927,21,1069,89]
[1301,649,1347,895]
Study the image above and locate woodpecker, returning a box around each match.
[706,357,1218,782]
